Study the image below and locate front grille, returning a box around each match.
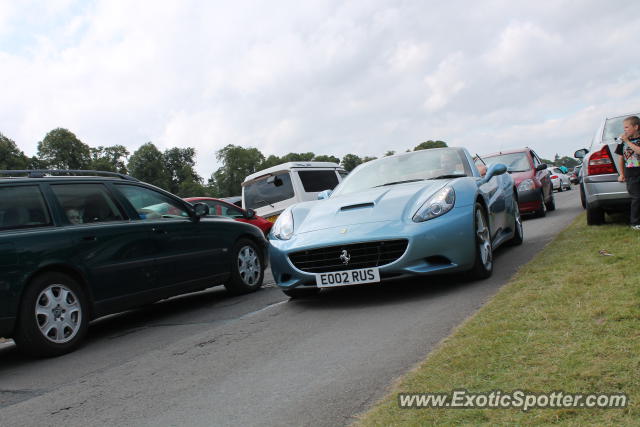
[288,239,408,273]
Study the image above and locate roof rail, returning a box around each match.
[0,169,139,181]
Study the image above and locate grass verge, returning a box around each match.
[356,214,639,426]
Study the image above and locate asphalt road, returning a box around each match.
[0,190,582,427]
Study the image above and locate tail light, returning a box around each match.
[587,146,616,175]
[551,175,558,179]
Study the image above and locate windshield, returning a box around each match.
[243,172,294,209]
[483,152,531,173]
[332,149,470,197]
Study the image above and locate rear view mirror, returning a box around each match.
[535,164,548,172]
[245,208,256,219]
[266,176,283,187]
[574,149,588,159]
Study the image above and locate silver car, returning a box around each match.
[549,167,572,192]
[575,112,636,225]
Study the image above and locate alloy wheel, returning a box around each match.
[35,285,82,344]
[476,210,492,270]
[237,245,261,286]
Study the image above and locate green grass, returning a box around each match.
[356,214,640,426]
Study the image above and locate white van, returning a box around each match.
[241,162,347,222]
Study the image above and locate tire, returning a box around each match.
[545,191,556,211]
[580,185,586,209]
[467,204,493,279]
[508,198,524,246]
[536,191,547,217]
[282,287,321,299]
[566,182,572,191]
[14,272,89,357]
[586,205,605,225]
[224,239,264,295]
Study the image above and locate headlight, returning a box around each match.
[272,209,294,240]
[517,179,534,192]
[413,186,455,222]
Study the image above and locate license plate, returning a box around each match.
[315,267,380,288]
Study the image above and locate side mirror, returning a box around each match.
[266,176,283,187]
[245,208,256,219]
[574,148,588,159]
[488,163,508,176]
[317,189,333,200]
[192,203,209,219]
[535,163,548,172]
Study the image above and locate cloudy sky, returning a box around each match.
[1,0,639,176]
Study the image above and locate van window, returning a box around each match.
[0,185,51,230]
[297,170,339,192]
[244,173,294,209]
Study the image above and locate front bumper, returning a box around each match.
[268,207,476,289]
[517,188,542,213]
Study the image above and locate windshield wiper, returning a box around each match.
[255,199,274,208]
[428,174,466,180]
[374,179,425,188]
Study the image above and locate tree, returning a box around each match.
[209,145,265,197]
[128,142,171,189]
[384,150,395,156]
[413,140,447,151]
[90,145,129,173]
[280,152,315,163]
[555,156,578,168]
[163,147,204,195]
[37,128,91,169]
[540,158,554,165]
[341,154,363,172]
[0,133,29,169]
[312,154,340,164]
[362,156,377,163]
[259,154,283,170]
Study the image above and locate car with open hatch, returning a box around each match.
[575,112,638,225]
[0,170,268,357]
[268,147,523,298]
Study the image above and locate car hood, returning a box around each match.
[291,180,448,234]
[509,170,533,185]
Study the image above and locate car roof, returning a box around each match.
[0,170,139,182]
[482,148,531,157]
[242,162,343,185]
[605,112,640,120]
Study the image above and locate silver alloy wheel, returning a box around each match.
[35,284,82,344]
[514,202,523,238]
[476,210,492,269]
[237,245,261,286]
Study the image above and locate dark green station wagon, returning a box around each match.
[0,170,268,357]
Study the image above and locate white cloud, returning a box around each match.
[1,0,640,178]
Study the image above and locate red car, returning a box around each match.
[184,197,273,235]
[481,148,555,217]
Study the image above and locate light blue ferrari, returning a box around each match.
[268,147,523,298]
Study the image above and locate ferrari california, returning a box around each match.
[268,147,523,298]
